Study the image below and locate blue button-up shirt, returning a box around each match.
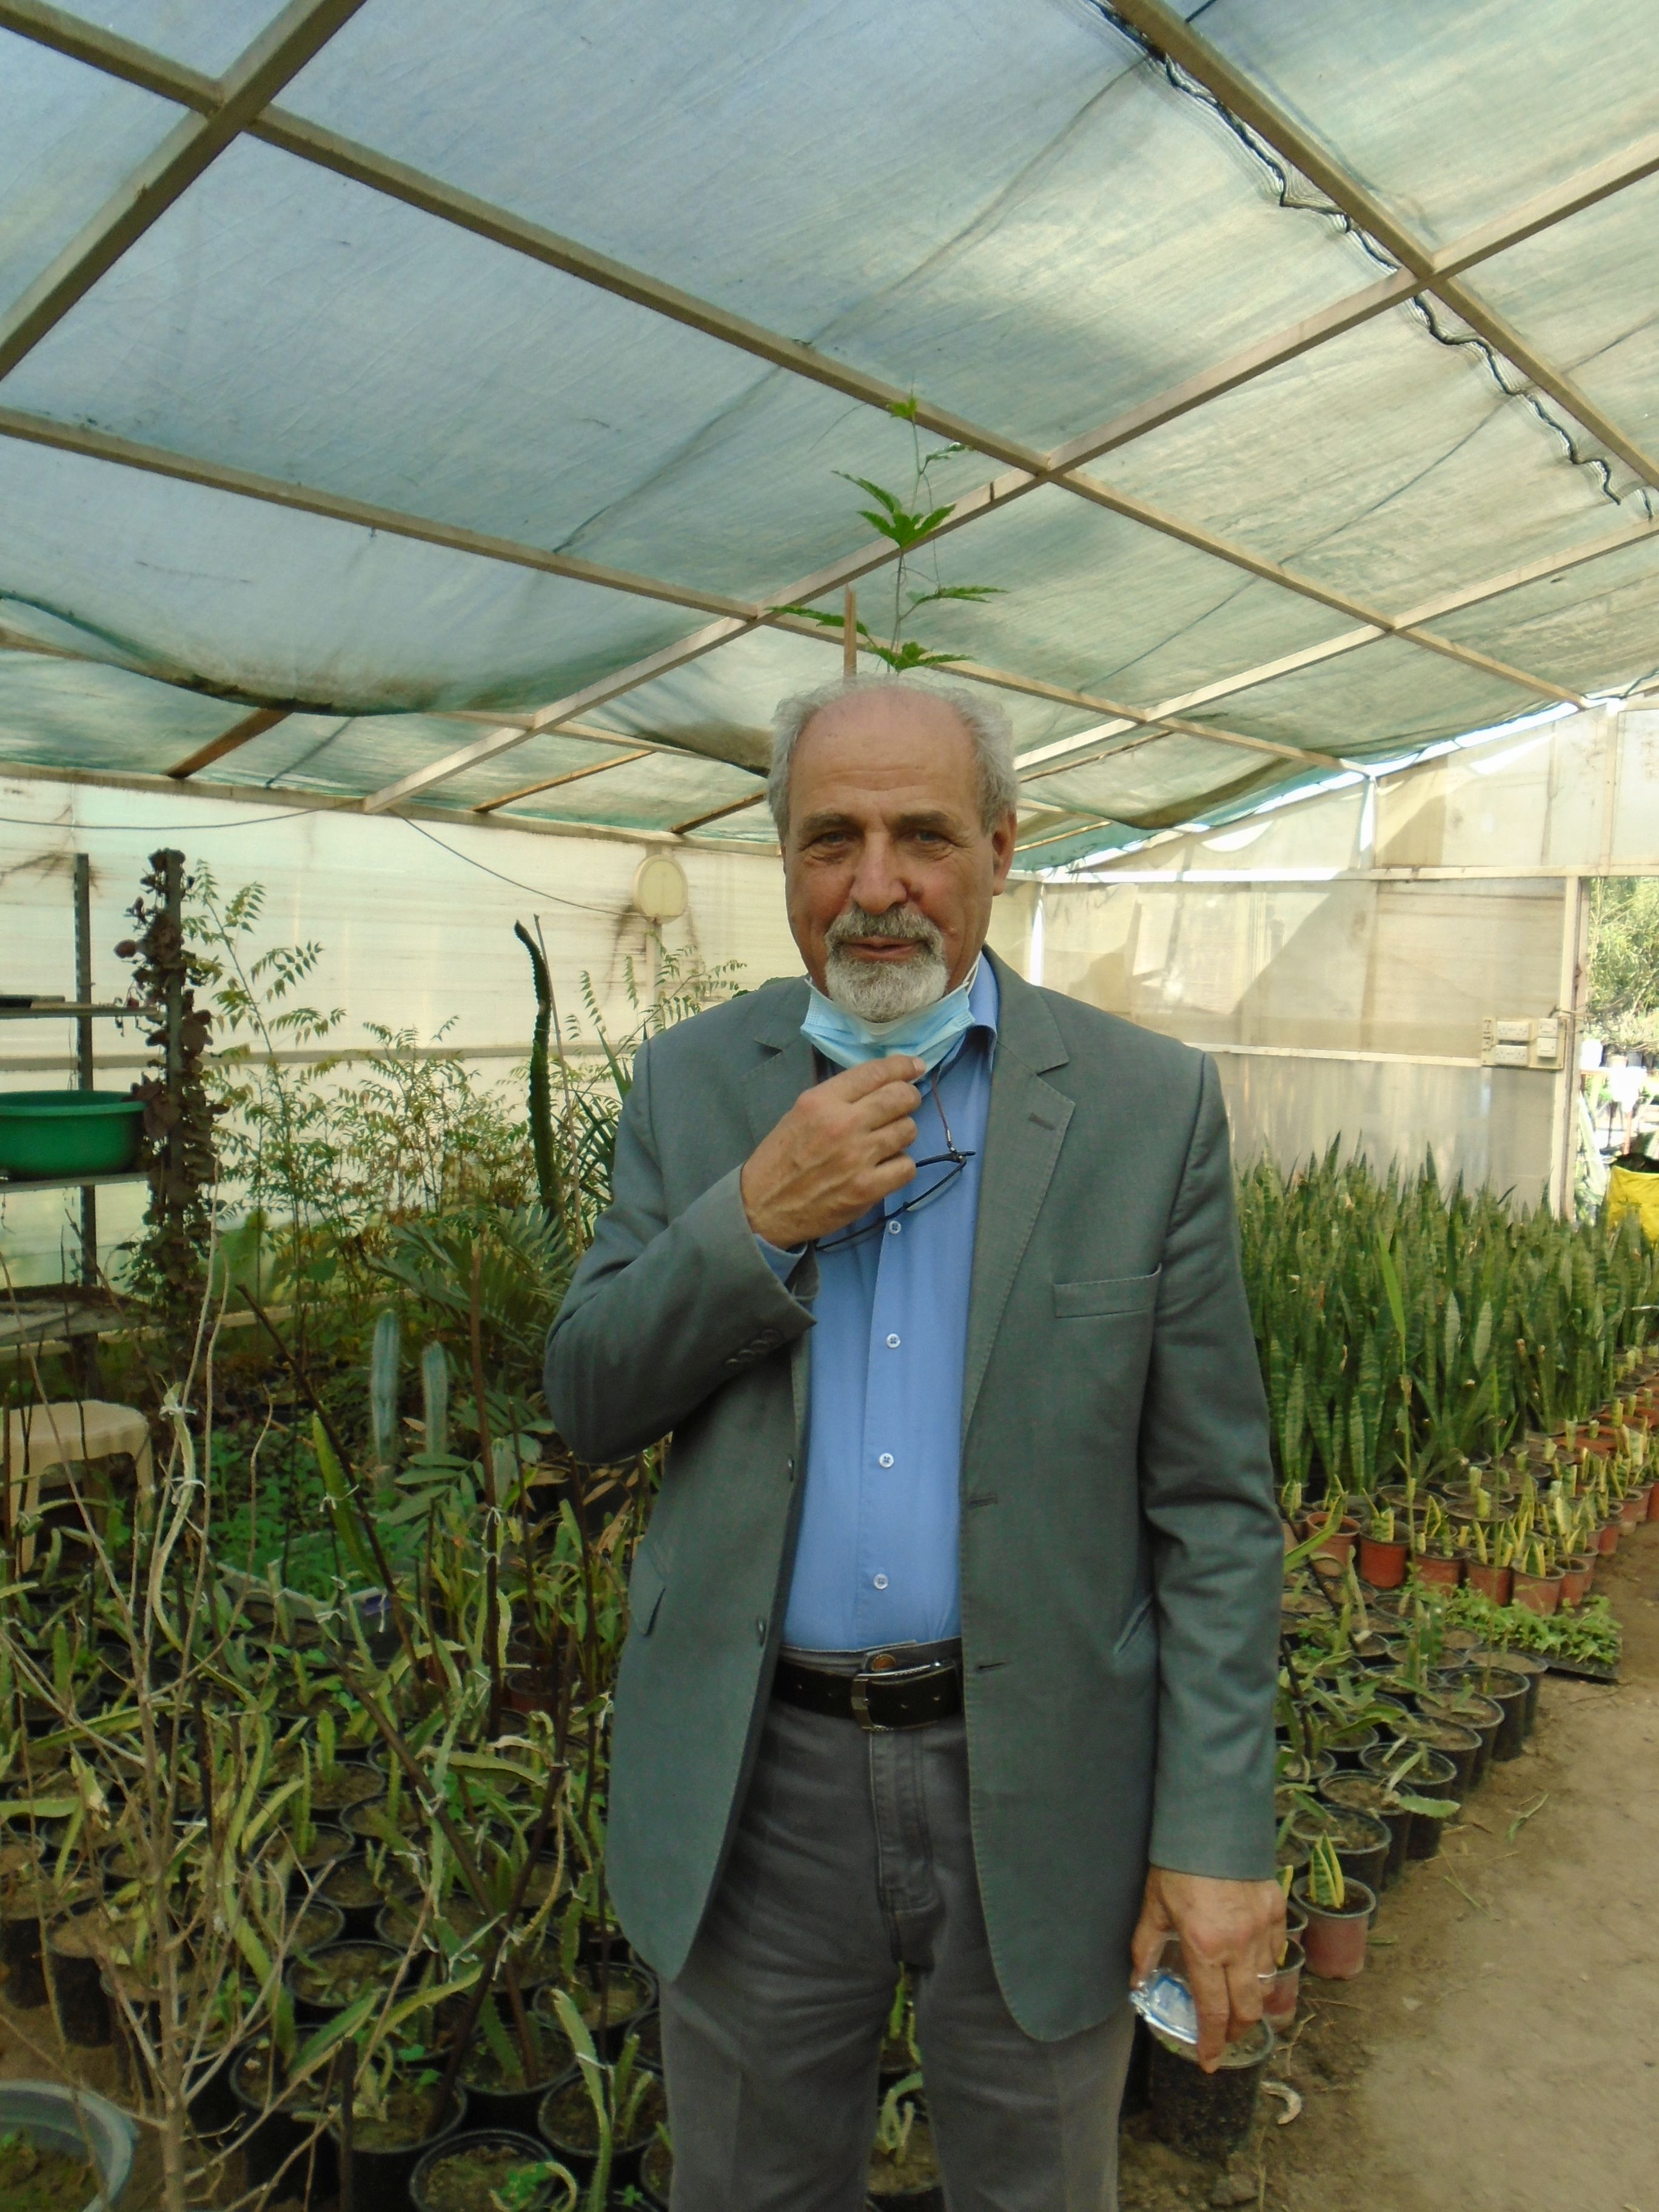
[762,959,999,1651]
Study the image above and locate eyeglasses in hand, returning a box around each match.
[814,1074,975,1256]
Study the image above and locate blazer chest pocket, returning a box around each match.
[1053,1270,1161,1319]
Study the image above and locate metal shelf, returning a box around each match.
[0,1168,148,1193]
[0,1004,153,1022]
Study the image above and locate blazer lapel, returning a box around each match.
[962,957,1073,1441]
[745,983,819,1429]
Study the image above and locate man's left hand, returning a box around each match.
[1130,1866,1285,2072]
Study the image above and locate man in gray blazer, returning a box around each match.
[546,679,1284,2211]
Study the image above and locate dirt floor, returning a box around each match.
[1121,1521,1659,2212]
[5,1530,1657,2211]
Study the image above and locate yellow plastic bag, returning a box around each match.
[1606,1163,1659,1241]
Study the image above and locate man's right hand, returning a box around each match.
[741,1056,924,1248]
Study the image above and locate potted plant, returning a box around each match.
[1291,1838,1375,1980]
[866,2070,942,2207]
[0,2084,135,2212]
[1409,1498,1461,1590]
[411,2129,572,2212]
[1508,1536,1565,1617]
[1147,2016,1276,2163]
[537,1996,665,2207]
[1357,1500,1407,1590]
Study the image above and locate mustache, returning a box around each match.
[825,904,944,954]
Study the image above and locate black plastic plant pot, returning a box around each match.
[231,2049,335,2206]
[1358,1742,1458,1797]
[0,1890,47,2009]
[1389,1717,1480,1797]
[1273,1749,1336,1786]
[410,2130,558,2212]
[331,2088,466,2212]
[45,1909,112,2046]
[1464,1666,1532,1760]
[1119,2016,1153,2117]
[537,1962,660,2059]
[459,2014,572,2138]
[318,1854,387,1939]
[1324,1724,1379,1771]
[638,2130,672,2211]
[536,2063,667,2191]
[1293,1807,1391,1904]
[286,1939,404,2026]
[1147,2018,1275,2162]
[286,1823,352,1898]
[1316,1778,1410,1888]
[1419,1691,1503,1786]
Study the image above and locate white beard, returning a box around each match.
[823,905,950,1022]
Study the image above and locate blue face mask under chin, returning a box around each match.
[801,958,979,1073]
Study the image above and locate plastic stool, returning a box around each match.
[4,1401,155,1565]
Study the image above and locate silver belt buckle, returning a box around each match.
[850,1655,947,1732]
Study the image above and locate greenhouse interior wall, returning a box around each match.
[5,695,1659,1289]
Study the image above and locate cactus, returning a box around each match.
[421,1341,451,1460]
[514,919,559,1219]
[369,1307,400,1476]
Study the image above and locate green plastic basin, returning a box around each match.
[0,1091,146,1178]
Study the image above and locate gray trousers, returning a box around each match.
[660,1670,1136,2211]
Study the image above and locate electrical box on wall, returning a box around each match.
[1480,1016,1564,1070]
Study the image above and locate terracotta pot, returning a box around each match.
[1648,1479,1659,1523]
[1558,1558,1591,1609]
[1509,1567,1564,1617]
[1290,1877,1375,1980]
[1356,1535,1408,1589]
[1262,1937,1304,2031]
[1302,1515,1359,1566]
[1413,1552,1463,1591]
[1281,1520,1299,1553]
[1597,1518,1621,1557]
[1569,1550,1597,1598]
[1464,1560,1512,1605]
[1618,1493,1644,1533]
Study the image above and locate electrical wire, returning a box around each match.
[0,809,317,832]
[396,815,625,916]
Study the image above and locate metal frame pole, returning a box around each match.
[73,852,97,1289]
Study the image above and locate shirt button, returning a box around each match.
[873,1574,890,1590]
[887,1219,902,1236]
[878,1453,894,1469]
[886,1334,901,1349]
[755,1617,768,1643]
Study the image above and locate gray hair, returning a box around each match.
[767,675,1017,840]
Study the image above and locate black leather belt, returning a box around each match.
[773,1649,963,1732]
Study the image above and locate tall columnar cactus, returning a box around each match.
[421,1341,451,1460]
[369,1307,401,1483]
[514,920,559,1221]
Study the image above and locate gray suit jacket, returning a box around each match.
[545,951,1281,2039]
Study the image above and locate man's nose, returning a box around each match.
[848,836,908,912]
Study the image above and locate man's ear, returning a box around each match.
[989,807,1018,893]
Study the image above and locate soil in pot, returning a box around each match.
[1148,2018,1275,2162]
[1291,1806,1390,1899]
[0,2130,94,2212]
[410,2131,559,2212]
[1317,1775,1411,1886]
[1466,1645,1547,1735]
[333,2084,465,2212]
[1391,1715,1481,1797]
[537,2066,666,2185]
[319,1854,387,1937]
[308,1765,384,1814]
[459,2011,573,2135]
[540,1963,658,2055]
[287,1939,404,2024]
[639,2130,672,2210]
[867,2106,943,2206]
[1290,1877,1375,1979]
[1416,1689,1503,1785]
